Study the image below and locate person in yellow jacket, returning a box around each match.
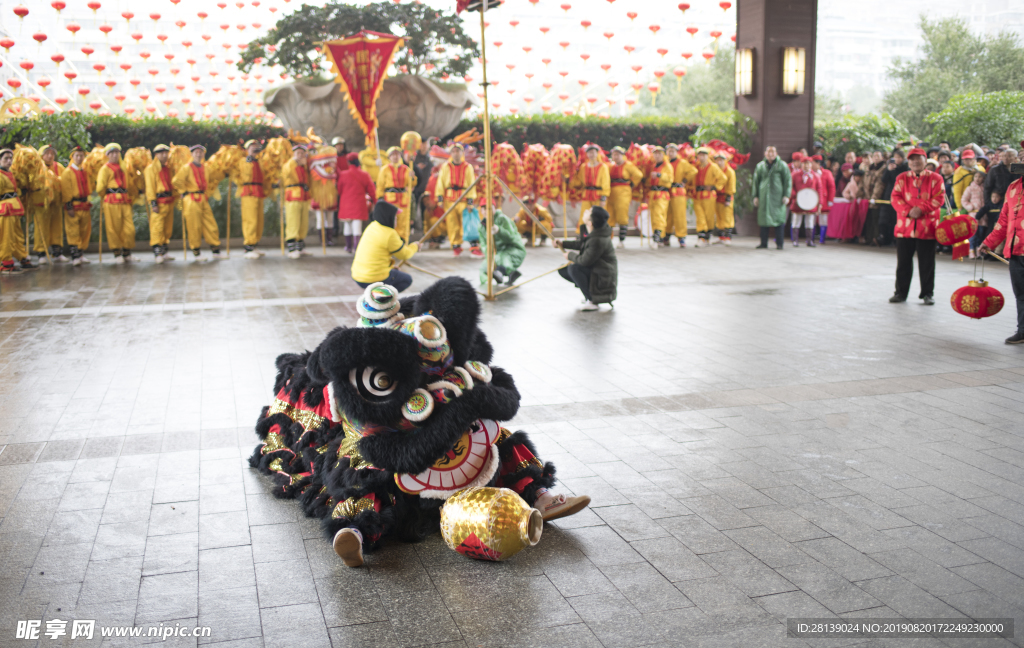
[61,146,92,266]
[26,145,67,264]
[515,194,554,246]
[171,144,222,260]
[434,143,476,257]
[351,202,417,292]
[233,139,267,259]
[95,143,137,263]
[570,144,610,232]
[282,144,311,259]
[714,151,737,245]
[665,143,696,248]
[607,146,643,248]
[647,147,675,244]
[691,146,727,247]
[376,146,415,242]
[952,149,984,212]
[0,148,35,273]
[145,144,177,263]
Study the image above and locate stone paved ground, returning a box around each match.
[0,238,1023,648]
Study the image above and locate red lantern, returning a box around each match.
[51,53,64,65]
[935,214,978,246]
[678,2,690,12]
[51,0,66,11]
[702,52,715,61]
[63,71,77,81]
[122,11,134,22]
[77,87,90,97]
[124,106,135,115]
[6,78,22,90]
[81,46,94,57]
[13,5,28,19]
[951,280,1004,319]
[111,45,123,55]
[18,61,33,72]
[719,1,733,10]
[623,45,635,54]
[710,30,723,39]
[33,32,47,45]
[626,11,637,20]
[649,24,661,35]
[580,20,591,29]
[150,13,161,21]
[87,1,101,13]
[132,32,144,43]
[100,24,113,36]
[54,96,69,106]
[559,3,571,11]
[198,11,208,19]
[686,26,698,37]
[657,48,668,57]
[37,76,51,88]
[603,31,614,40]
[0,38,13,52]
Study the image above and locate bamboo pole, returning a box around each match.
[225,180,232,258]
[497,177,558,241]
[479,4,495,300]
[278,184,285,256]
[321,211,327,256]
[494,262,568,296]
[181,201,188,257]
[561,179,568,238]
[396,176,483,271]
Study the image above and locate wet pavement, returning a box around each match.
[1,237,1023,648]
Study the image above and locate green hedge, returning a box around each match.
[445,115,699,150]
[0,113,285,160]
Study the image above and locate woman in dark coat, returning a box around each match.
[556,206,618,311]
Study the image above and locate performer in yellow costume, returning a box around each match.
[376,146,415,242]
[434,143,476,257]
[665,143,696,248]
[95,143,137,263]
[570,144,609,231]
[171,144,222,260]
[60,146,92,266]
[144,143,177,263]
[233,139,267,259]
[714,151,737,245]
[24,145,66,264]
[691,146,727,247]
[282,144,311,258]
[647,147,675,244]
[515,194,554,246]
[607,146,643,248]
[0,148,34,272]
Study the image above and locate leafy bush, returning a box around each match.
[925,91,1024,148]
[0,113,285,160]
[814,113,911,157]
[445,115,699,151]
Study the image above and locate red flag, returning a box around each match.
[321,31,404,143]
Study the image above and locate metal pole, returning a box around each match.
[480,2,495,300]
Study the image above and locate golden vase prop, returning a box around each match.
[440,487,543,561]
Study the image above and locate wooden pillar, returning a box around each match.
[736,0,818,164]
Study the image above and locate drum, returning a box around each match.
[796,188,819,211]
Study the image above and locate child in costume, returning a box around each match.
[462,204,483,258]
[479,207,526,286]
[249,277,590,566]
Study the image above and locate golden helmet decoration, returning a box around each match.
[439,487,542,562]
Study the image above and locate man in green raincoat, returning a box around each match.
[479,207,527,286]
[752,146,793,249]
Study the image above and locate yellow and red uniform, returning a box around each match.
[646,159,675,235]
[236,155,266,247]
[144,158,177,247]
[61,164,92,252]
[714,163,737,234]
[515,204,554,244]
[282,158,310,245]
[377,162,415,241]
[571,162,610,229]
[667,156,696,239]
[434,160,476,247]
[0,168,27,264]
[608,161,643,229]
[172,162,221,250]
[28,160,66,255]
[95,161,137,252]
[691,161,727,238]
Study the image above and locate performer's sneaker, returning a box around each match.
[71,257,82,267]
[922,296,935,306]
[333,528,364,567]
[580,301,599,312]
[679,239,687,248]
[287,250,302,259]
[0,261,22,274]
[470,246,483,258]
[616,239,625,249]
[35,254,48,265]
[507,270,521,285]
[155,254,165,264]
[452,245,463,257]
[211,250,222,260]
[79,255,91,264]
[889,294,907,303]
[243,250,261,259]
[1005,332,1024,345]
[721,237,732,246]
[115,255,126,265]
[536,493,591,522]
[695,238,709,248]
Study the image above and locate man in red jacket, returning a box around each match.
[979,173,1024,343]
[890,147,945,305]
[335,153,376,254]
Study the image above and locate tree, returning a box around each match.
[814,90,846,124]
[814,113,911,158]
[925,91,1024,148]
[883,16,1024,138]
[238,2,479,79]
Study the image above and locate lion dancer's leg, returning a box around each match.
[494,428,590,521]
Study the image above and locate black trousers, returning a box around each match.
[1010,255,1024,334]
[895,238,937,299]
[558,263,592,302]
[861,207,880,243]
[878,205,897,246]
[759,225,784,248]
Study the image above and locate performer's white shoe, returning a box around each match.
[580,301,599,312]
[333,528,364,567]
[244,250,261,259]
[114,256,126,265]
[288,250,302,259]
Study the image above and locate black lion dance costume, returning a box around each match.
[249,277,590,566]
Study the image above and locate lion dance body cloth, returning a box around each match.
[249,277,584,564]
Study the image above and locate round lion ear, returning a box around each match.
[305,346,328,383]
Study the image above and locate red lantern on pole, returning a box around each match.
[33,32,47,46]
[81,46,94,57]
[719,1,733,10]
[51,53,64,65]
[13,5,28,20]
[0,38,13,53]
[951,280,1004,319]
[50,0,66,12]
[935,214,978,246]
[122,11,134,22]
[99,24,113,36]
[686,26,698,37]
[87,1,101,13]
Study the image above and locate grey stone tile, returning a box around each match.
[855,575,964,618]
[199,545,256,593]
[57,480,110,511]
[881,526,986,569]
[775,562,881,614]
[197,585,261,644]
[599,562,694,613]
[315,574,389,627]
[379,588,463,647]
[794,537,893,582]
[700,549,799,598]
[955,537,1024,579]
[92,520,149,560]
[723,526,815,568]
[630,536,720,583]
[327,622,400,648]
[198,510,250,550]
[143,531,200,576]
[101,490,154,525]
[593,505,672,541]
[135,570,199,624]
[78,555,143,605]
[250,523,305,564]
[657,515,740,555]
[42,508,103,546]
[561,525,646,567]
[150,500,200,537]
[950,562,1024,608]
[261,603,330,648]
[254,558,318,608]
